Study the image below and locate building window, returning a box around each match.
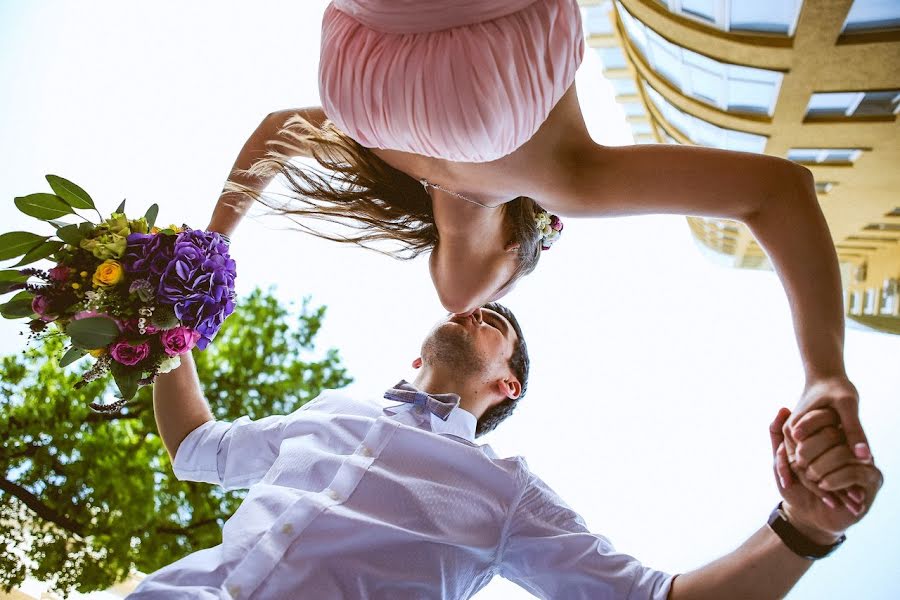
[815,182,836,194]
[864,223,900,232]
[610,77,639,96]
[842,0,900,33]
[618,3,783,115]
[787,148,863,164]
[583,2,615,36]
[631,121,654,135]
[806,90,900,118]
[863,289,878,314]
[597,46,628,70]
[622,102,646,116]
[882,279,899,315]
[653,0,803,35]
[644,83,768,152]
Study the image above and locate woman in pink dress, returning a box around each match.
[207,0,872,509]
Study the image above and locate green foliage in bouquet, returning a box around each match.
[0,288,351,596]
[2,175,237,404]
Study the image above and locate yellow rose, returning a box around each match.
[92,260,124,287]
[88,348,106,358]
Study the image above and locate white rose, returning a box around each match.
[157,355,182,374]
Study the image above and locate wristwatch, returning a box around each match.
[767,502,846,560]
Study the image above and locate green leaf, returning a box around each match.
[13,241,64,267]
[56,223,86,246]
[0,232,49,261]
[115,199,126,214]
[0,270,29,295]
[111,363,140,400]
[46,175,95,210]
[144,204,159,229]
[0,291,35,319]
[14,193,74,220]
[66,316,121,350]
[59,346,88,367]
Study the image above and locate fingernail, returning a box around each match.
[822,496,836,509]
[847,503,861,517]
[854,443,871,460]
[779,476,787,488]
[848,489,864,504]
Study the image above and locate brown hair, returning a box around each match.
[476,301,530,437]
[226,115,544,281]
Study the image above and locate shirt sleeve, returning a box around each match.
[498,472,673,600]
[171,393,336,490]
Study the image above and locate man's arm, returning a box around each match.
[153,351,214,462]
[207,107,327,237]
[668,408,882,599]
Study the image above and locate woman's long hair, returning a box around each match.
[226,114,544,280]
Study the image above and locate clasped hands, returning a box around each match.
[768,376,883,545]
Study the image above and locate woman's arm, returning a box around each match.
[153,351,214,462]
[542,142,868,464]
[207,107,327,236]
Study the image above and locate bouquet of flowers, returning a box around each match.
[0,175,236,411]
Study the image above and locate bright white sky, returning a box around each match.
[1,2,897,598]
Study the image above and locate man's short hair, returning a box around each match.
[476,302,530,437]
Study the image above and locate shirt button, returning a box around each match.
[227,584,241,598]
[360,446,372,458]
[325,488,340,501]
[281,523,294,535]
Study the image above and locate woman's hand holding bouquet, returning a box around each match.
[0,176,236,409]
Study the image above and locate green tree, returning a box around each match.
[0,287,351,596]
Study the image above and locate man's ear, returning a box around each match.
[412,357,423,369]
[499,377,521,400]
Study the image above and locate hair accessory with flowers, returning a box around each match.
[0,175,237,412]
[534,210,564,251]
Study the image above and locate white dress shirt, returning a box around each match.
[129,389,673,599]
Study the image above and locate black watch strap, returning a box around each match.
[767,502,845,560]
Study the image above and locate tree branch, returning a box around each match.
[83,406,146,424]
[0,477,85,537]
[155,516,220,535]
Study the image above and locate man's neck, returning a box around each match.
[413,369,493,421]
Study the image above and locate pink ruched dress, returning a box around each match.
[319,0,585,163]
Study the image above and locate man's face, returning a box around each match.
[421,307,518,378]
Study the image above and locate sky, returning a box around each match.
[0,1,898,598]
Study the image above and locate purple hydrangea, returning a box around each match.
[156,229,236,349]
[122,233,176,278]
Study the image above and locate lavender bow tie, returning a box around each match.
[383,380,460,421]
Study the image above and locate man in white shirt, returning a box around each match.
[134,303,882,599]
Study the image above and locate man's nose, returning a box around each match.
[471,308,483,324]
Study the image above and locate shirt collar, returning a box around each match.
[430,406,477,443]
[382,400,478,443]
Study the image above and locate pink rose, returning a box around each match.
[110,340,150,366]
[31,295,55,322]
[48,265,71,282]
[160,326,201,356]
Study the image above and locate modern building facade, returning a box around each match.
[581,0,900,333]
